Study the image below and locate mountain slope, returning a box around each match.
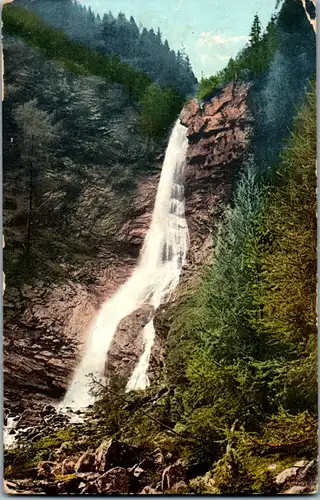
[16,0,198,95]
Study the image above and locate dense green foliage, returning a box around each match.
[139,84,184,137]
[157,84,317,488]
[3,34,166,291]
[3,4,184,137]
[197,14,277,101]
[255,89,317,353]
[3,0,317,495]
[3,5,151,100]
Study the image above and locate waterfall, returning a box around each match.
[61,120,189,409]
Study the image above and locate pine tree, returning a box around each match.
[250,14,262,46]
[129,16,140,38]
[87,6,95,24]
[185,55,192,72]
[249,14,263,72]
[117,12,126,23]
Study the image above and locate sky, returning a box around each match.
[81,0,279,79]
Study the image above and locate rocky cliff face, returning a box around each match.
[181,82,252,268]
[3,171,160,411]
[4,81,252,413]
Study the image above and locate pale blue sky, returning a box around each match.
[81,0,279,78]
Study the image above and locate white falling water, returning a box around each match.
[61,120,189,410]
[3,416,20,450]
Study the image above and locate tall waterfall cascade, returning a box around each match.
[62,120,189,410]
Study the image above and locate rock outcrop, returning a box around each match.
[4,405,192,495]
[95,438,143,472]
[276,460,318,494]
[180,82,252,268]
[3,165,161,411]
[161,460,188,492]
[104,305,155,382]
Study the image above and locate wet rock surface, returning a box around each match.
[4,36,166,411]
[105,305,155,382]
[3,165,159,411]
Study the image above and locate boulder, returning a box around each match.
[129,462,161,493]
[37,461,55,480]
[94,438,141,472]
[95,467,131,494]
[297,459,317,480]
[79,482,99,495]
[283,485,310,494]
[161,460,188,491]
[74,451,95,473]
[61,459,75,475]
[140,485,160,494]
[275,466,300,485]
[275,460,311,486]
[57,476,82,495]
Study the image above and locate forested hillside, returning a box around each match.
[16,0,197,96]
[3,5,185,138]
[157,85,317,492]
